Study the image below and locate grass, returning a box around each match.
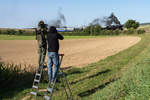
[1,34,150,100]
[0,34,114,40]
[0,63,35,100]
[90,34,150,100]
[139,24,150,29]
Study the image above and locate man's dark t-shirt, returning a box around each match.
[47,32,64,53]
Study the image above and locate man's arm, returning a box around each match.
[57,34,64,40]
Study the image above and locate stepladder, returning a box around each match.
[30,63,46,96]
[30,54,73,100]
[43,54,73,100]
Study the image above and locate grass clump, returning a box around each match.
[0,63,35,99]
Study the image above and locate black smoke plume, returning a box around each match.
[49,8,66,28]
[89,12,121,27]
[105,13,121,26]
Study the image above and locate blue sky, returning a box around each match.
[0,0,150,28]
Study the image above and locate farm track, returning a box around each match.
[0,36,141,68]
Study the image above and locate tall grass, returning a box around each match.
[0,62,35,99]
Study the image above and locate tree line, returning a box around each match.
[0,19,145,36]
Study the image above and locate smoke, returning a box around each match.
[106,13,121,26]
[89,18,101,26]
[89,13,121,27]
[48,8,66,28]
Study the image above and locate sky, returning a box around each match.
[0,0,150,28]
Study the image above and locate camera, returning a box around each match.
[41,24,48,29]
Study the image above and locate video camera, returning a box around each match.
[40,24,48,29]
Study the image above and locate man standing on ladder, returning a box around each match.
[47,26,64,83]
[36,20,48,68]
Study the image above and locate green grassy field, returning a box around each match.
[139,24,150,29]
[1,34,150,100]
[0,35,112,40]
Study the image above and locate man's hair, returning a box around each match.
[49,26,57,33]
[38,20,44,26]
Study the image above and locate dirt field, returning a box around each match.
[0,36,141,68]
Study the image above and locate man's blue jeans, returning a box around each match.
[48,52,59,82]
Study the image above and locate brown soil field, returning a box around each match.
[0,36,141,68]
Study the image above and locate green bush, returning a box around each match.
[17,30,24,35]
[99,29,121,35]
[61,32,90,36]
[123,28,136,34]
[137,29,145,34]
[113,30,121,35]
[5,29,17,35]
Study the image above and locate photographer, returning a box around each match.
[47,26,64,82]
[36,20,48,68]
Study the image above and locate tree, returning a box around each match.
[83,24,102,35]
[94,24,101,34]
[83,26,91,34]
[18,30,23,35]
[124,20,139,29]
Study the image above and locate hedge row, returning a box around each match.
[61,29,145,36]
[0,29,35,36]
[0,28,145,36]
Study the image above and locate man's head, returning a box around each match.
[38,20,44,26]
[48,26,57,33]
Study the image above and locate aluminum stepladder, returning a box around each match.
[30,64,45,96]
[43,54,73,100]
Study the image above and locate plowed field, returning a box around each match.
[0,36,141,68]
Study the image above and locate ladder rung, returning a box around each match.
[32,85,38,89]
[34,79,40,83]
[43,95,50,100]
[36,73,41,76]
[58,72,64,76]
[30,91,37,96]
[47,88,53,93]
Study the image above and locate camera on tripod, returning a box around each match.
[41,24,48,29]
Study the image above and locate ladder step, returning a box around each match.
[58,72,64,76]
[36,73,41,76]
[34,79,40,83]
[32,85,38,89]
[30,91,37,96]
[47,88,53,93]
[43,95,50,100]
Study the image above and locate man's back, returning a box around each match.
[36,21,47,48]
[47,27,64,53]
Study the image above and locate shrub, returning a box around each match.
[123,28,136,34]
[17,30,23,35]
[113,30,121,35]
[137,29,145,34]
[61,32,90,36]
